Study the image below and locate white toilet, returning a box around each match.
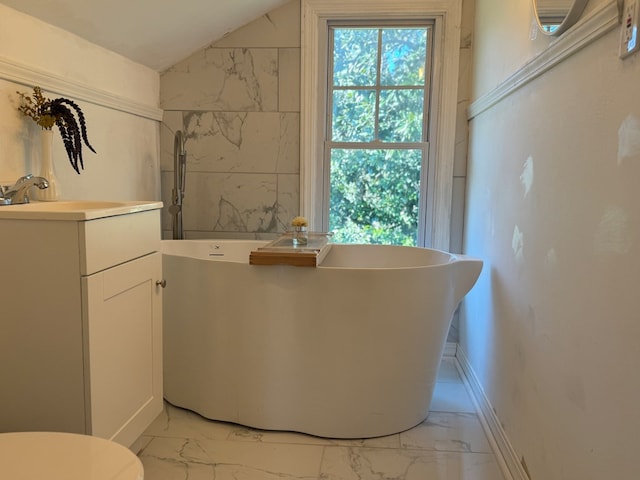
[0,432,143,480]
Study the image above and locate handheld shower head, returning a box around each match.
[172,130,188,239]
[174,130,185,158]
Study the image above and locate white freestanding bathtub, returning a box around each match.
[161,240,482,438]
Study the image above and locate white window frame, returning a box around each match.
[300,0,462,251]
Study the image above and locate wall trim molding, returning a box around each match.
[456,346,529,480]
[468,1,619,120]
[0,55,163,121]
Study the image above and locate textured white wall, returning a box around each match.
[0,4,161,201]
[463,1,639,479]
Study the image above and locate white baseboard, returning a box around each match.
[455,346,529,480]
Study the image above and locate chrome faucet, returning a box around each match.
[0,174,49,205]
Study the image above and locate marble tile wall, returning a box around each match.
[447,0,475,344]
[159,0,471,248]
[159,1,301,239]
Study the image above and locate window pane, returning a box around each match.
[333,28,378,86]
[380,28,427,86]
[378,89,424,142]
[329,148,421,245]
[332,89,376,142]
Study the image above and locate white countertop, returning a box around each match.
[0,200,163,220]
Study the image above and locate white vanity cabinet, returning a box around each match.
[0,202,163,448]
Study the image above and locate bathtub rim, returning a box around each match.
[161,239,477,270]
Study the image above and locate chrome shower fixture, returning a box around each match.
[170,130,187,239]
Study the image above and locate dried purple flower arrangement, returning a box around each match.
[17,86,96,174]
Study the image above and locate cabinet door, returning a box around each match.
[82,252,163,447]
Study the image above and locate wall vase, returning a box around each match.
[36,128,60,201]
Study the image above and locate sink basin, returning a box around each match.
[0,200,163,220]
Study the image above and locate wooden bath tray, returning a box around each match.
[249,232,333,267]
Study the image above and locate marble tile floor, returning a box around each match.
[134,357,505,480]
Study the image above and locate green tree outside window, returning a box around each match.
[328,26,430,245]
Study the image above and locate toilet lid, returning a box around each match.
[0,432,143,480]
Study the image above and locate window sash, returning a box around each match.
[327,23,434,145]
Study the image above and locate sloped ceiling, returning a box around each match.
[0,0,290,71]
